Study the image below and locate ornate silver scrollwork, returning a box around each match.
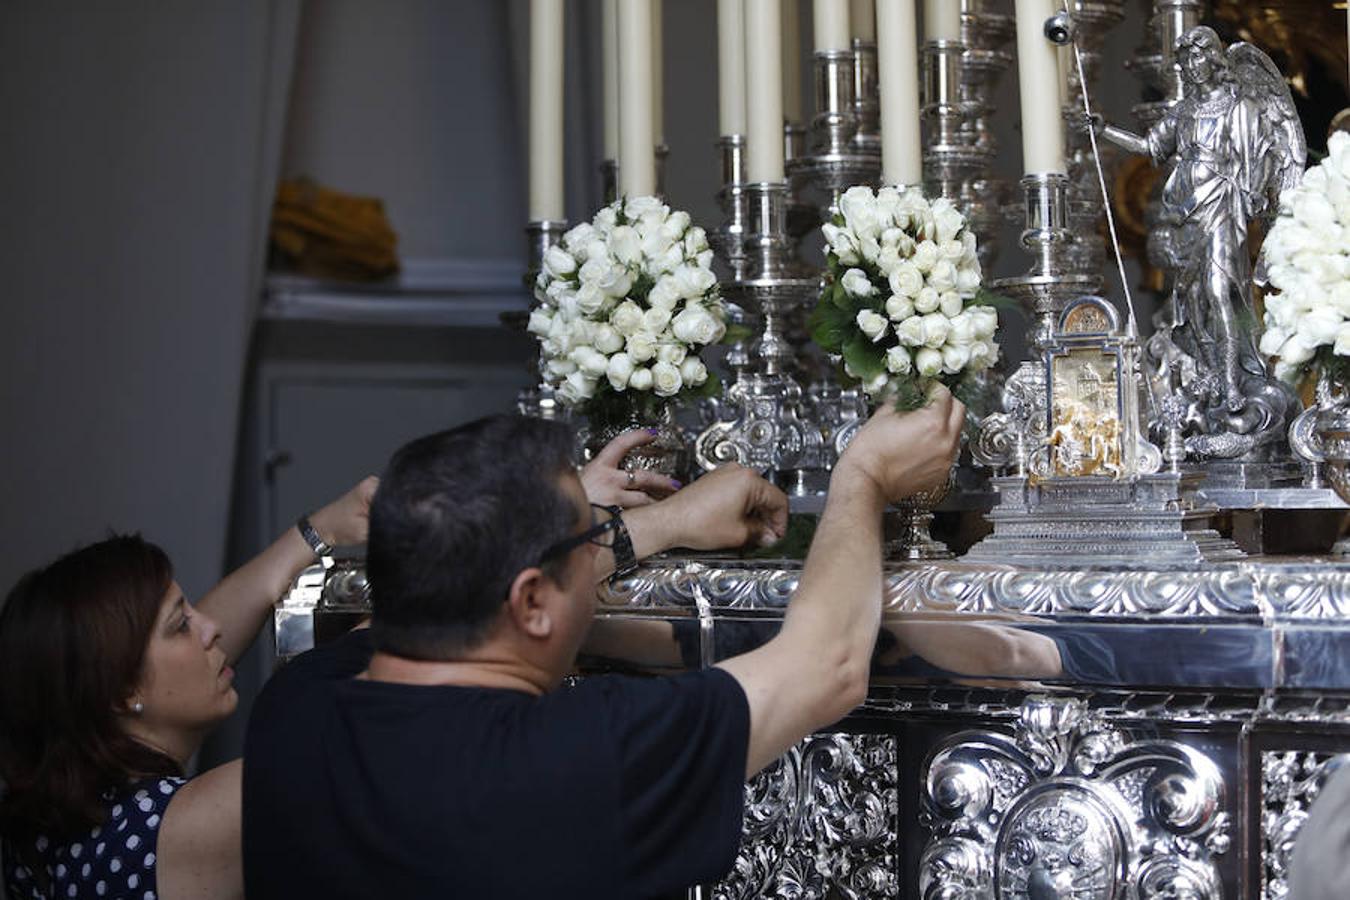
[1261,751,1350,900]
[920,696,1230,900]
[714,733,898,900]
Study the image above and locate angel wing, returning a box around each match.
[1228,41,1307,215]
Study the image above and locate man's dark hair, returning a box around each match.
[367,414,580,660]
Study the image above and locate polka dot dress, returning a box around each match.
[4,776,184,900]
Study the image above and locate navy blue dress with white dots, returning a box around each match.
[3,775,185,900]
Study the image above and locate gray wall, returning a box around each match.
[0,2,295,600]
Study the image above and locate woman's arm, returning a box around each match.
[197,477,377,663]
[155,760,242,900]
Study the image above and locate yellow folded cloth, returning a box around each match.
[270,178,399,280]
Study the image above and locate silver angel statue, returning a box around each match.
[1094,26,1304,459]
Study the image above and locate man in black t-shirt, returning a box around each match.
[244,398,963,898]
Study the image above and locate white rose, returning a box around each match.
[558,371,597,404]
[895,315,926,347]
[657,343,688,366]
[956,263,982,295]
[649,242,686,276]
[648,275,681,310]
[628,366,654,391]
[938,291,964,318]
[610,300,644,336]
[1259,324,1290,356]
[823,223,861,265]
[661,210,692,240]
[569,346,610,377]
[939,239,965,262]
[877,244,901,274]
[968,340,998,369]
[915,347,944,377]
[679,356,708,386]
[1279,336,1317,366]
[839,186,878,231]
[941,343,971,374]
[594,205,619,229]
[862,372,891,396]
[920,313,951,347]
[640,229,677,264]
[578,256,608,286]
[650,361,684,397]
[684,226,709,256]
[593,323,624,354]
[546,314,574,349]
[643,306,673,333]
[672,304,724,345]
[885,345,912,374]
[914,287,940,314]
[888,261,924,298]
[841,268,878,297]
[598,264,635,298]
[673,264,717,299]
[1292,193,1337,231]
[1336,324,1350,357]
[912,240,940,274]
[875,186,902,221]
[859,234,882,264]
[946,312,975,346]
[933,199,966,243]
[970,306,999,340]
[563,223,596,253]
[608,225,642,265]
[1296,307,1344,347]
[928,260,958,293]
[542,245,577,279]
[697,248,714,268]
[527,309,553,336]
[606,352,635,390]
[625,195,666,220]
[576,282,606,315]
[545,357,577,378]
[885,294,915,322]
[856,309,889,343]
[626,331,658,363]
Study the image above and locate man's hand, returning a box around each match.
[837,386,965,503]
[309,476,379,547]
[581,430,681,508]
[659,464,789,551]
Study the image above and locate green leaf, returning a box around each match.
[842,332,885,380]
[888,376,932,413]
[831,280,856,313]
[972,286,1018,312]
[721,322,755,345]
[808,300,850,351]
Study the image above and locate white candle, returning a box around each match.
[746,0,785,182]
[618,0,656,196]
[718,0,748,135]
[603,0,619,160]
[851,0,875,41]
[922,0,960,42]
[1013,0,1066,174]
[528,0,565,221]
[813,0,850,51]
[652,0,665,143]
[781,0,803,124]
[876,0,921,186]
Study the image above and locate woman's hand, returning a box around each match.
[580,430,681,508]
[308,476,379,547]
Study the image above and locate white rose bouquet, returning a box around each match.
[528,196,727,423]
[1259,131,1350,385]
[809,185,998,410]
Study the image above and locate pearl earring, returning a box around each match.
[131,701,144,715]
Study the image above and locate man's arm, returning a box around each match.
[716,391,965,777]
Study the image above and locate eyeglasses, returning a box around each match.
[538,503,620,565]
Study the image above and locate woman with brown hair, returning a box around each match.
[0,478,377,900]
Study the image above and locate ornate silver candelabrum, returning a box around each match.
[514,220,571,420]
[788,49,880,216]
[922,37,988,205]
[695,183,828,495]
[710,135,752,283]
[959,0,1016,270]
[975,174,1102,467]
[850,39,881,157]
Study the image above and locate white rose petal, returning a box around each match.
[643,306,673,334]
[895,315,926,347]
[673,264,718,299]
[888,261,924,298]
[610,300,644,336]
[598,264,635,298]
[1296,307,1344,347]
[569,347,610,378]
[559,371,597,404]
[1336,324,1350,357]
[885,345,912,374]
[625,195,665,220]
[626,331,658,363]
[941,343,972,374]
[648,276,681,310]
[606,352,634,390]
[856,309,889,343]
[562,222,596,253]
[956,264,982,295]
[915,347,944,377]
[527,309,553,337]
[939,239,965,262]
[914,287,940,314]
[608,225,642,265]
[946,312,975,346]
[912,240,940,274]
[576,283,606,315]
[927,260,958,293]
[651,361,684,397]
[679,356,708,386]
[884,294,915,322]
[542,245,577,279]
[841,268,878,297]
[1279,336,1316,367]
[672,304,724,345]
[938,291,964,318]
[863,372,891,396]
[920,313,951,347]
[545,358,578,379]
[593,324,624,354]
[970,306,999,340]
[657,343,688,366]
[629,367,654,391]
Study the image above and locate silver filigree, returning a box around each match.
[1261,751,1350,900]
[714,733,898,900]
[921,696,1229,900]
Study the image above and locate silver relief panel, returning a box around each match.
[1261,751,1350,900]
[714,733,899,900]
[920,697,1230,900]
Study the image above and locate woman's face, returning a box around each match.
[133,582,237,738]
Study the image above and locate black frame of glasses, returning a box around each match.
[538,503,620,565]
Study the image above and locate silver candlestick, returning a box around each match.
[922,37,988,204]
[850,39,881,156]
[516,219,571,421]
[710,135,752,283]
[789,49,880,215]
[959,0,1017,270]
[695,183,827,494]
